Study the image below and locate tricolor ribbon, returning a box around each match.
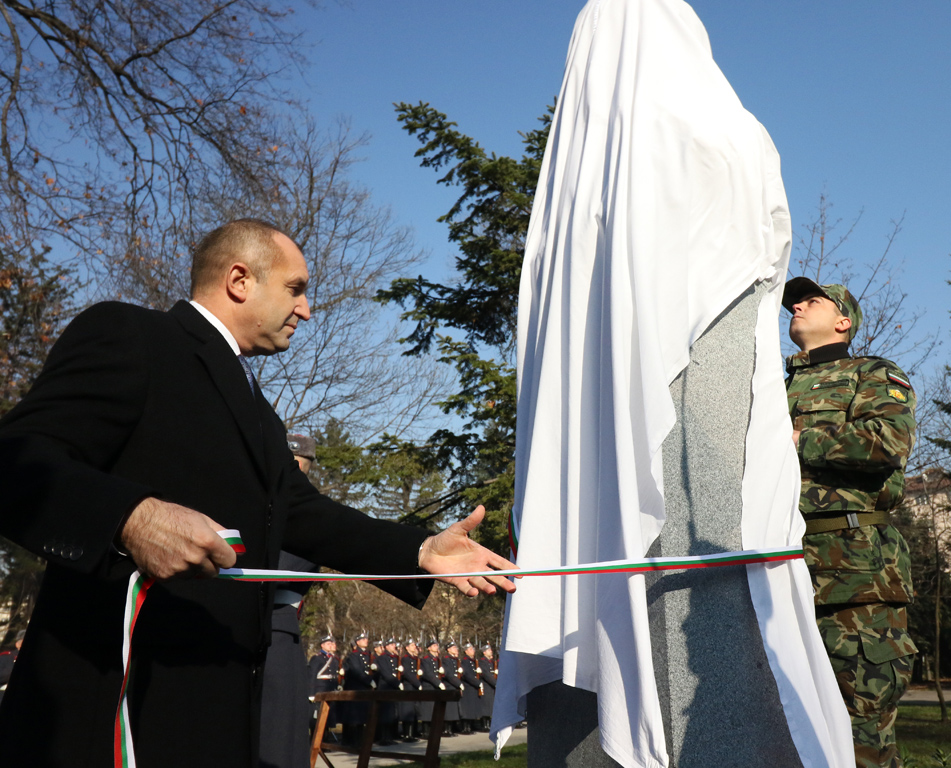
[116,529,803,768]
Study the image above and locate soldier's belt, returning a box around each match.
[803,510,889,534]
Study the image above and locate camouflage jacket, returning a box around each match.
[785,342,915,605]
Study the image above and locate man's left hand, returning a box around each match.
[418,506,518,597]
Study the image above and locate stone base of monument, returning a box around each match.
[526,283,803,768]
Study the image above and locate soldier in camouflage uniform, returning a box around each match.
[784,277,917,768]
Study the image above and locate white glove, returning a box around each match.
[476,667,482,673]
[370,663,378,671]
[417,669,423,676]
[438,667,444,674]
[439,683,446,690]
[371,681,377,689]
[398,665,403,672]
[399,683,404,691]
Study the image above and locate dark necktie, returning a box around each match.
[237,355,256,393]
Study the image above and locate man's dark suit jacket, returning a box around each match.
[0,301,431,767]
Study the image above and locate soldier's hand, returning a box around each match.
[119,497,237,580]
[418,506,518,597]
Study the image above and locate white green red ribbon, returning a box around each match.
[114,529,242,768]
[216,546,803,582]
[116,528,802,767]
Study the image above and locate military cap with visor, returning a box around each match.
[782,277,863,343]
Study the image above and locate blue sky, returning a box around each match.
[288,0,950,371]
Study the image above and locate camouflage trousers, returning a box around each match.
[816,603,917,768]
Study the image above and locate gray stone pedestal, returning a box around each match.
[527,283,802,767]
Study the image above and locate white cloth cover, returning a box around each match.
[491,1,854,767]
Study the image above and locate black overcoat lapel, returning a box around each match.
[169,301,268,483]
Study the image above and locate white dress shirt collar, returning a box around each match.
[189,300,241,356]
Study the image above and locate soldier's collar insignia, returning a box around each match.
[887,387,908,403]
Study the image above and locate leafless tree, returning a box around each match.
[0,0,310,282]
[785,192,939,374]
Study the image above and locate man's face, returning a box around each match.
[428,644,439,656]
[295,456,313,474]
[386,643,398,655]
[789,293,845,350]
[447,645,458,657]
[406,643,418,657]
[321,641,335,653]
[465,646,475,658]
[242,233,310,355]
[356,638,368,650]
[483,648,493,660]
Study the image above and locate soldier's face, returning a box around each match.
[789,293,845,350]
[356,638,368,649]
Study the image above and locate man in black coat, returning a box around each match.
[0,219,515,768]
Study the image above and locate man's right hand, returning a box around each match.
[119,497,237,580]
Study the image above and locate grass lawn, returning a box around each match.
[387,709,951,768]
[897,705,951,767]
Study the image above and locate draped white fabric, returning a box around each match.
[491,0,853,766]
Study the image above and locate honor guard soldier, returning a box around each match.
[441,640,463,735]
[309,634,340,735]
[341,632,375,747]
[458,642,482,734]
[784,278,917,768]
[478,643,497,732]
[418,639,444,738]
[374,638,402,745]
[260,434,320,768]
[398,639,422,742]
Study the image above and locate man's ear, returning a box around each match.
[225,263,254,302]
[835,316,852,336]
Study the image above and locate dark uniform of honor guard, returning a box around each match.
[478,644,497,732]
[374,638,402,745]
[341,633,375,747]
[259,435,319,768]
[418,639,444,738]
[308,635,339,736]
[441,640,463,734]
[398,639,422,742]
[784,278,917,768]
[458,642,482,734]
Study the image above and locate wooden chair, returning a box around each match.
[310,689,461,768]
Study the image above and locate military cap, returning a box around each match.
[782,277,863,342]
[481,643,492,652]
[404,638,418,647]
[463,642,474,650]
[427,638,439,648]
[354,631,368,642]
[446,638,458,649]
[286,433,317,460]
[385,637,398,646]
[319,634,335,645]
